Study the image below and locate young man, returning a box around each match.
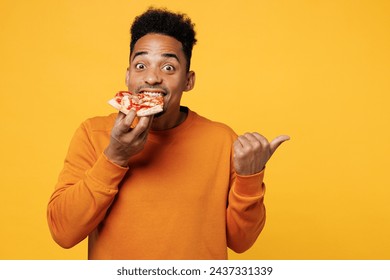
[47,8,289,259]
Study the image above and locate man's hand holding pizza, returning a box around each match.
[233,133,290,175]
[104,109,153,167]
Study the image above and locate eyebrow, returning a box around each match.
[132,51,180,63]
[162,53,180,63]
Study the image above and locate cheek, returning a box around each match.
[167,76,188,92]
[166,92,184,107]
[126,75,140,90]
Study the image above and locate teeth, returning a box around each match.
[142,91,163,96]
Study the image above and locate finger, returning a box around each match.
[115,110,136,134]
[122,109,137,128]
[114,111,126,125]
[233,138,243,155]
[112,111,135,136]
[131,115,154,137]
[269,135,290,155]
[139,115,154,138]
[249,132,269,147]
[234,134,251,149]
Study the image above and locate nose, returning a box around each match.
[144,68,162,85]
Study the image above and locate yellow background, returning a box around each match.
[0,0,389,259]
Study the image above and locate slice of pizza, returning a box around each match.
[108,91,164,116]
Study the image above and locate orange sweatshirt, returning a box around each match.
[47,108,266,259]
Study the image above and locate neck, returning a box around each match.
[151,106,188,131]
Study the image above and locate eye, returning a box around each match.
[162,64,175,72]
[135,63,146,70]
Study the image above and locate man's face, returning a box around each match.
[126,33,194,126]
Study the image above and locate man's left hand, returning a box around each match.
[233,133,290,175]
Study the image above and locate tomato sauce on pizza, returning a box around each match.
[108,91,164,116]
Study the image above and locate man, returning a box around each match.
[47,7,289,260]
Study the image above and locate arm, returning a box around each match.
[227,171,266,253]
[226,132,289,253]
[47,122,127,248]
[47,110,153,248]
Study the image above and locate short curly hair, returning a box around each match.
[130,7,197,71]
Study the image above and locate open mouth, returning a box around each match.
[140,91,165,97]
[137,87,168,96]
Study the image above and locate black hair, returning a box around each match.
[130,7,197,71]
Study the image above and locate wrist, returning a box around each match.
[104,147,129,167]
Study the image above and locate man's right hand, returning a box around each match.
[104,109,153,167]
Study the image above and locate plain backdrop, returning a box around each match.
[0,0,389,259]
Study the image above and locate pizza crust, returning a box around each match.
[108,98,128,113]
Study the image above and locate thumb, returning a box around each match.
[270,135,290,155]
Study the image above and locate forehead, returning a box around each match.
[131,33,184,60]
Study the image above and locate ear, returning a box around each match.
[184,71,195,92]
[125,67,130,87]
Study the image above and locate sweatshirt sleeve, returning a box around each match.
[226,170,266,253]
[47,122,128,248]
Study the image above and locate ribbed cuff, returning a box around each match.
[234,169,265,197]
[86,153,129,190]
